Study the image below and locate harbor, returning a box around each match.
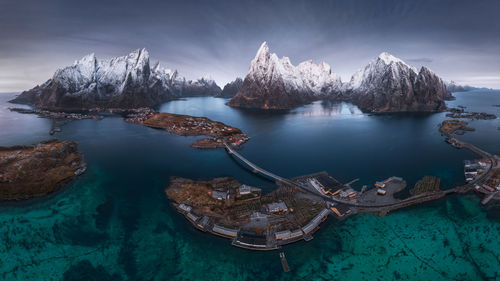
[165,131,499,251]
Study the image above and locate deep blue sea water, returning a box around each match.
[0,90,499,280]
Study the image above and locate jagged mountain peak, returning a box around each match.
[127,48,149,63]
[11,49,221,110]
[418,65,435,76]
[74,53,96,66]
[377,52,404,65]
[255,41,270,58]
[349,52,420,90]
[228,42,343,109]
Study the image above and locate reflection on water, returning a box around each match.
[292,100,364,117]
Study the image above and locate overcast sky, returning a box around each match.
[1,0,499,92]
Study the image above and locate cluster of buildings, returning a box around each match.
[209,184,262,202]
[172,117,217,133]
[310,176,359,200]
[121,107,156,123]
[9,107,104,121]
[266,201,288,213]
[174,185,334,250]
[375,181,387,195]
[477,179,500,192]
[464,159,490,182]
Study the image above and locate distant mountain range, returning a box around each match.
[10,49,221,110]
[444,80,487,92]
[228,42,453,112]
[12,44,468,113]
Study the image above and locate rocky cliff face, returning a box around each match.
[228,43,453,112]
[346,53,451,112]
[10,49,221,110]
[217,78,243,98]
[227,42,342,109]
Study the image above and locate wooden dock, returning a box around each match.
[280,252,290,272]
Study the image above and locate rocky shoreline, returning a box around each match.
[9,107,102,120]
[0,140,86,200]
[446,107,496,120]
[439,120,475,135]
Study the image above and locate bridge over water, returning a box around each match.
[223,141,497,209]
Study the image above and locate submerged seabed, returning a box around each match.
[0,91,499,280]
[1,170,499,280]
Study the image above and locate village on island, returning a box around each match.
[166,128,500,251]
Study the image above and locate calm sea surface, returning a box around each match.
[0,90,499,280]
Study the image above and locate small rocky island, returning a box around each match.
[0,140,86,200]
[125,109,249,148]
[439,120,475,135]
[446,107,496,120]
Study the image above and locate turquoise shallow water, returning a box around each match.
[0,90,499,280]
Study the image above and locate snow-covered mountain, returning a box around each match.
[229,42,452,112]
[346,52,452,112]
[11,49,221,110]
[227,42,342,109]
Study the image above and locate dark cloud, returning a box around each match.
[1,0,499,91]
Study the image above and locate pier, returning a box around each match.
[280,252,290,272]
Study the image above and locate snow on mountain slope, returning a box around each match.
[248,42,342,94]
[346,52,452,112]
[230,43,452,112]
[347,52,418,90]
[228,42,342,109]
[10,49,221,110]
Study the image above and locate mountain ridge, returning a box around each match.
[229,42,453,112]
[10,49,221,110]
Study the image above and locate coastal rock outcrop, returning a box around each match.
[227,42,342,109]
[217,78,243,98]
[10,49,221,110]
